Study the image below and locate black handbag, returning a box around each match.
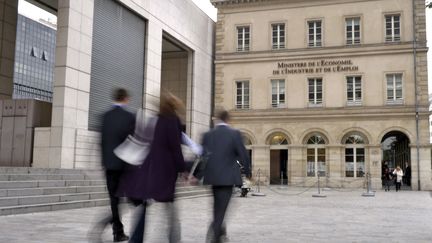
[190,154,208,179]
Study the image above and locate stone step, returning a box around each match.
[177,193,213,200]
[0,188,211,216]
[0,199,110,216]
[0,167,102,175]
[175,185,210,192]
[0,185,107,197]
[175,189,211,198]
[0,173,104,181]
[0,192,109,207]
[0,188,210,207]
[0,179,106,189]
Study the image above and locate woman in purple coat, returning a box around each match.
[117,92,187,243]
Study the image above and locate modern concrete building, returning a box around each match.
[0,0,214,169]
[211,0,431,190]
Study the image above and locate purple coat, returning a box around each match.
[117,114,186,202]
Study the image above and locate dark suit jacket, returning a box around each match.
[202,124,250,186]
[101,106,135,170]
[117,114,186,202]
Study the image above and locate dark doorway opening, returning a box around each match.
[270,149,288,184]
[381,131,411,189]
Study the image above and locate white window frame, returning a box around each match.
[307,20,322,47]
[345,146,365,178]
[237,26,250,52]
[385,14,401,42]
[271,23,285,50]
[386,73,403,105]
[346,76,362,106]
[345,17,361,45]
[306,135,326,177]
[271,79,285,108]
[308,78,323,106]
[236,80,250,109]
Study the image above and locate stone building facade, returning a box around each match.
[211,0,431,190]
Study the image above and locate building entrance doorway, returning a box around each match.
[381,131,411,189]
[160,35,192,133]
[270,149,288,185]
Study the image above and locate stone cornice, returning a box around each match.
[211,0,266,7]
[215,43,428,64]
[212,0,386,10]
[228,106,430,121]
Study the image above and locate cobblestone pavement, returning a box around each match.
[1,187,432,243]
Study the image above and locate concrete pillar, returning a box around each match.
[251,145,270,184]
[0,0,18,99]
[288,145,304,185]
[367,145,382,190]
[326,145,343,188]
[410,145,432,190]
[33,0,94,168]
[143,21,163,116]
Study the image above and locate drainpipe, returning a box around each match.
[412,0,421,190]
[210,18,216,129]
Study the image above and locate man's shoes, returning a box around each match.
[113,233,129,242]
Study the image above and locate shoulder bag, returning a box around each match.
[114,109,158,166]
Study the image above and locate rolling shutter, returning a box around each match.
[89,0,146,130]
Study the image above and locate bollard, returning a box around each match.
[252,169,266,196]
[362,172,375,197]
[279,171,287,190]
[312,173,327,198]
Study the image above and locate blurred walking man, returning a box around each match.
[202,110,251,243]
[90,88,135,242]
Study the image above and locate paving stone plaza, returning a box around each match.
[0,187,431,243]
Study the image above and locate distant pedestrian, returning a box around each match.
[393,166,404,192]
[382,167,392,191]
[201,109,251,243]
[117,92,187,243]
[404,163,411,187]
[89,88,134,242]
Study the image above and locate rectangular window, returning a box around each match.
[272,23,285,49]
[345,148,354,177]
[308,20,322,47]
[237,26,250,52]
[347,76,362,105]
[308,78,323,106]
[345,148,365,178]
[271,79,285,108]
[386,74,403,104]
[307,148,315,177]
[317,148,326,177]
[385,14,401,42]
[307,148,326,177]
[346,17,360,45]
[236,81,250,109]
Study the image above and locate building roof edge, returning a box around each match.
[211,0,268,7]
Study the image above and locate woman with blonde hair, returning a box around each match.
[117,92,187,243]
[392,166,404,192]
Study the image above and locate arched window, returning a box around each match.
[242,134,252,146]
[307,135,326,145]
[306,134,326,177]
[268,133,289,145]
[344,134,365,178]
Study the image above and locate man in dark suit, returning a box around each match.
[92,88,135,242]
[202,110,251,243]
